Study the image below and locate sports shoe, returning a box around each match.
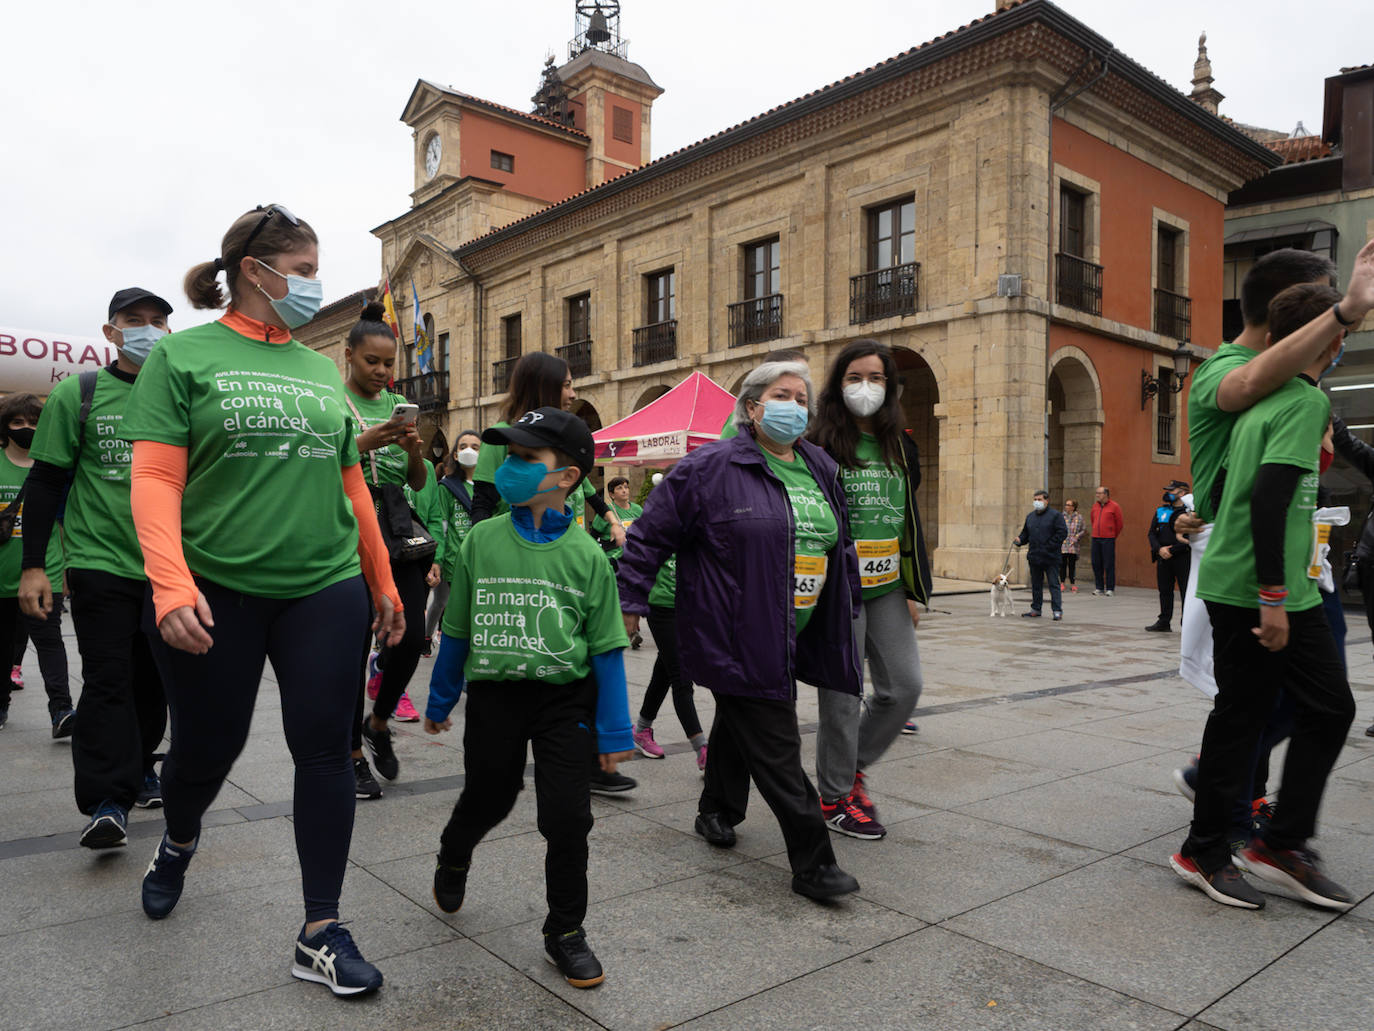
[1145,621,1171,632]
[1105,590,1114,597]
[353,757,382,800]
[695,743,708,772]
[632,725,664,759]
[393,693,421,723]
[901,720,919,735]
[820,796,886,840]
[365,651,381,701]
[1240,840,1354,910]
[589,769,636,795]
[80,800,129,849]
[9,665,22,689]
[1172,762,1198,802]
[136,770,164,809]
[1052,611,1062,621]
[51,708,76,739]
[433,856,469,913]
[850,769,878,821]
[421,636,433,659]
[792,863,860,900]
[292,922,383,997]
[361,718,399,781]
[1251,798,1276,838]
[1091,589,1104,596]
[1070,584,1078,592]
[0,706,7,730]
[1169,853,1264,909]
[630,631,643,651]
[1021,610,1041,618]
[1365,722,1374,737]
[544,927,604,988]
[142,833,196,918]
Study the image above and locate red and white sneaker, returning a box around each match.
[1239,840,1354,910]
[850,769,879,821]
[1169,853,1264,909]
[821,795,886,840]
[393,693,421,722]
[9,665,22,690]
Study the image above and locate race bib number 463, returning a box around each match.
[794,553,828,608]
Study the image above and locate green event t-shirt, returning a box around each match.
[442,514,630,683]
[0,451,65,596]
[592,500,642,560]
[120,320,363,599]
[1187,342,1258,524]
[1197,377,1328,612]
[344,388,411,487]
[843,433,907,600]
[719,414,740,440]
[434,476,474,583]
[28,368,143,580]
[761,445,839,633]
[647,553,678,608]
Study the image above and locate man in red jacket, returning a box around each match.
[1090,485,1124,595]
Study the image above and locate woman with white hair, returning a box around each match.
[617,360,863,901]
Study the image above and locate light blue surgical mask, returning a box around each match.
[110,323,166,366]
[494,455,567,506]
[253,258,323,329]
[756,399,809,446]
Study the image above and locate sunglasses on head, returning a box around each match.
[238,204,300,262]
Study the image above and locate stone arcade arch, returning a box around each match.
[1046,348,1103,516]
[571,397,605,496]
[890,346,940,554]
[632,384,670,412]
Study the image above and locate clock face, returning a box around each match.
[424,134,442,179]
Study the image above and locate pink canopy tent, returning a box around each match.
[592,371,736,466]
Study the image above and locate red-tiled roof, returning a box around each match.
[417,79,588,139]
[1268,135,1333,164]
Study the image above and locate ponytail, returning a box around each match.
[184,259,226,310]
[348,301,395,348]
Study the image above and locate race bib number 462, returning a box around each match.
[856,538,899,589]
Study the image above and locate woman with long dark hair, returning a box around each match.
[808,339,931,840]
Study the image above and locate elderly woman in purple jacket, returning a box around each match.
[618,360,863,902]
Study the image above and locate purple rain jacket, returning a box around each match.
[617,431,862,701]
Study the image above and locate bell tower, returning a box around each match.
[558,2,663,186]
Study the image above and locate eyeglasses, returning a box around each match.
[238,204,300,262]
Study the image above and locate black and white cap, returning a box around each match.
[482,407,595,475]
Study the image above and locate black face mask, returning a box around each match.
[7,427,35,450]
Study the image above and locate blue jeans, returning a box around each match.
[1029,562,1062,614]
[1091,538,1116,591]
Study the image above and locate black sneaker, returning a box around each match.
[353,757,382,800]
[136,770,164,809]
[544,927,605,988]
[792,863,860,901]
[1145,621,1171,632]
[589,769,636,795]
[1021,610,1041,618]
[142,833,197,919]
[0,706,8,730]
[1366,722,1374,737]
[1240,840,1354,910]
[421,636,433,658]
[361,718,399,781]
[51,709,76,739]
[630,631,643,650]
[80,800,128,849]
[1169,853,1264,909]
[433,856,469,913]
[292,922,383,997]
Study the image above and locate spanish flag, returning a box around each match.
[380,277,402,340]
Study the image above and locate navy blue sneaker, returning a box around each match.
[292,922,383,996]
[51,709,76,739]
[136,770,163,809]
[141,833,196,919]
[80,800,128,849]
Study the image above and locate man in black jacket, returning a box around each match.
[1146,479,1192,632]
[1330,414,1374,737]
[1013,490,1069,620]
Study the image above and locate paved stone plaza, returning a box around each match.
[2,584,1372,1030]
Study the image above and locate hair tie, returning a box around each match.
[212,257,224,273]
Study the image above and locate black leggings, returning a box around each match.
[1059,553,1078,585]
[370,559,430,722]
[640,605,702,738]
[0,594,72,717]
[145,575,369,923]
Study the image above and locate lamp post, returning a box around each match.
[1141,342,1194,409]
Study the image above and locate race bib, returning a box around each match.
[794,553,828,609]
[1308,507,1350,587]
[856,538,899,589]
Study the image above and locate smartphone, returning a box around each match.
[390,403,420,425]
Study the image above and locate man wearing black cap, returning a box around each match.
[421,406,632,989]
[18,288,172,849]
[1146,479,1192,632]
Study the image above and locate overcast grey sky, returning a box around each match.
[2,0,1363,337]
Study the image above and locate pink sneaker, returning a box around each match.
[696,743,708,772]
[9,665,22,689]
[365,651,381,701]
[633,726,664,759]
[393,693,420,722]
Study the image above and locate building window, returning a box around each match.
[851,198,918,324]
[1154,225,1191,342]
[559,293,592,378]
[502,313,521,359]
[1055,185,1102,315]
[731,238,784,346]
[635,270,677,366]
[612,106,634,143]
[1222,227,1337,342]
[645,268,675,325]
[1155,368,1176,456]
[1059,186,1086,258]
[491,150,514,173]
[867,198,915,271]
[437,331,449,373]
[744,238,780,300]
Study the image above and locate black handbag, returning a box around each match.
[346,395,437,565]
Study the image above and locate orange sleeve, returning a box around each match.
[130,440,199,625]
[342,463,402,614]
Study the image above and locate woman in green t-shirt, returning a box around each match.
[423,430,480,652]
[342,302,438,789]
[808,339,933,842]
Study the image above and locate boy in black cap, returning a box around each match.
[17,288,172,848]
[1146,479,1192,632]
[423,407,631,988]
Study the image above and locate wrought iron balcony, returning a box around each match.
[1154,288,1192,343]
[1055,253,1103,316]
[632,320,677,366]
[394,372,449,411]
[849,262,919,325]
[557,339,593,379]
[492,355,519,394]
[728,294,784,348]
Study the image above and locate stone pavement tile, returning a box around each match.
[0,865,454,1030]
[957,771,1191,853]
[128,938,599,1031]
[759,809,1107,923]
[1196,915,1374,1031]
[0,817,301,937]
[365,810,747,937]
[630,798,789,860]
[869,709,1035,753]
[473,860,922,1030]
[678,925,1185,1031]
[0,781,259,843]
[1071,703,1215,749]
[959,726,1169,775]
[974,694,1162,731]
[871,749,1063,810]
[944,854,1333,1014]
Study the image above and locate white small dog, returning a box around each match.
[989,573,1013,617]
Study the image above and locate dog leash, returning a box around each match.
[998,542,1015,578]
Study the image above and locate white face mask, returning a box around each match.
[456,447,479,468]
[842,380,886,418]
[1033,499,1047,512]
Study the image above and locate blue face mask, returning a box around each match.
[1163,492,1177,504]
[111,323,166,366]
[254,259,323,329]
[1326,338,1346,378]
[494,455,568,506]
[756,399,809,446]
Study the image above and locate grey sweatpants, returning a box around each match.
[425,580,451,641]
[816,588,923,803]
